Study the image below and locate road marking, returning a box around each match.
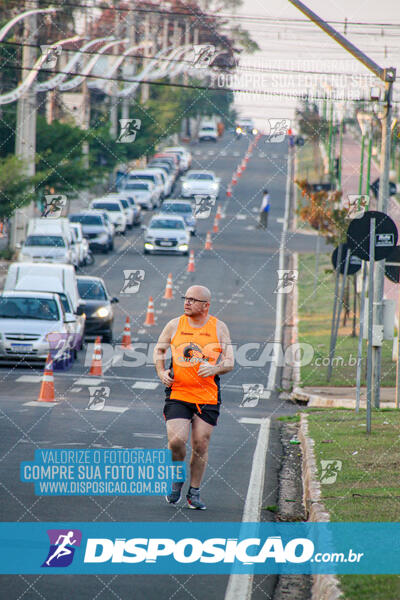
[23,401,57,407]
[160,302,167,307]
[84,405,128,414]
[236,214,247,220]
[132,433,164,439]
[233,151,240,157]
[155,310,163,314]
[132,381,159,390]
[75,378,104,386]
[70,387,82,393]
[16,375,42,383]
[245,226,255,230]
[276,217,284,223]
[137,328,146,335]
[221,151,227,156]
[251,207,258,213]
[224,418,271,600]
[99,258,108,267]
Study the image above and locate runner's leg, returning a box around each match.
[166,418,190,461]
[190,415,213,487]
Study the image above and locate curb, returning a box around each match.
[280,252,300,400]
[299,413,342,600]
[292,386,397,409]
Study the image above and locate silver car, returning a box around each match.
[158,200,197,235]
[143,215,190,255]
[181,170,220,198]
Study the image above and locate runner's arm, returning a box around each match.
[153,319,178,387]
[198,320,234,377]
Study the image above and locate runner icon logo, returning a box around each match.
[117,119,142,143]
[87,386,110,411]
[192,45,216,67]
[320,460,342,484]
[42,194,67,218]
[194,195,216,219]
[274,270,298,294]
[120,270,145,294]
[265,119,291,143]
[41,45,62,69]
[42,529,82,568]
[240,384,264,408]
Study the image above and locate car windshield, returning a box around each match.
[24,235,65,247]
[201,127,215,131]
[92,203,120,212]
[70,226,82,241]
[161,204,191,213]
[119,199,129,209]
[149,219,185,230]
[129,175,156,183]
[187,173,213,180]
[0,297,59,320]
[58,293,71,313]
[70,215,102,226]
[123,182,150,190]
[78,280,107,300]
[149,163,171,173]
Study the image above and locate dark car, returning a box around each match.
[76,276,118,343]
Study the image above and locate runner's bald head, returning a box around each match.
[186,285,211,302]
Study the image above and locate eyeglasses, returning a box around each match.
[181,296,209,304]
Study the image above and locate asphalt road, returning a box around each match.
[0,133,313,599]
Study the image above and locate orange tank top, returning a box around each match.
[169,314,222,405]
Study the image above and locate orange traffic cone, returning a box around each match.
[216,205,222,220]
[89,336,103,376]
[213,218,219,233]
[204,231,212,250]
[241,161,246,171]
[237,168,242,178]
[121,317,132,349]
[37,354,56,402]
[232,174,237,185]
[0,223,3,238]
[187,250,195,273]
[226,185,232,197]
[144,296,155,326]
[163,273,173,299]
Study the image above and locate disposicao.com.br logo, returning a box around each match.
[42,529,82,567]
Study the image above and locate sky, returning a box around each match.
[231,0,400,129]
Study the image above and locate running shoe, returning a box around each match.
[186,488,207,510]
[166,481,183,505]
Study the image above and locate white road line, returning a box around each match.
[276,217,284,223]
[132,381,159,390]
[236,214,247,220]
[224,418,271,600]
[16,375,42,383]
[99,258,108,267]
[84,405,128,414]
[70,387,82,393]
[132,433,164,439]
[23,401,57,407]
[74,378,104,386]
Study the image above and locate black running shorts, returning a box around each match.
[163,398,220,427]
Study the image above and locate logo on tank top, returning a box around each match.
[178,342,209,365]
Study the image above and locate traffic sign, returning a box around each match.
[347,210,398,261]
[384,246,400,283]
[331,243,362,275]
[370,178,397,199]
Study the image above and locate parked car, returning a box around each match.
[69,212,113,253]
[89,198,127,234]
[120,181,157,210]
[126,170,164,206]
[105,194,135,229]
[163,146,192,171]
[76,276,118,343]
[124,196,142,225]
[143,215,190,256]
[18,233,73,265]
[26,218,79,268]
[180,170,220,198]
[0,291,76,367]
[69,222,86,266]
[158,199,197,235]
[146,166,173,198]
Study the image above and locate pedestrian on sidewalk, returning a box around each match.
[258,189,270,229]
[154,285,234,510]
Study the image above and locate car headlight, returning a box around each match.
[95,306,111,319]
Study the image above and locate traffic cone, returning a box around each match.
[37,354,56,402]
[89,336,103,376]
[144,296,155,326]
[187,250,195,273]
[0,222,3,238]
[163,273,173,299]
[232,174,237,185]
[237,168,242,178]
[216,205,222,220]
[241,161,246,171]
[226,185,232,197]
[213,217,219,233]
[204,231,212,250]
[122,317,132,348]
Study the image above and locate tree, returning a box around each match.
[0,155,34,220]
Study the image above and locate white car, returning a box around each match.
[89,198,127,234]
[143,215,190,256]
[198,124,218,142]
[18,233,73,264]
[159,200,197,235]
[163,146,192,171]
[146,166,173,198]
[105,194,135,229]
[121,181,157,210]
[127,170,163,205]
[181,170,220,198]
[69,222,87,266]
[0,291,77,366]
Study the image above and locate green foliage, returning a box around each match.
[0,154,34,219]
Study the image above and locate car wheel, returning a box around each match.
[144,249,149,255]
[102,245,109,254]
[183,250,189,256]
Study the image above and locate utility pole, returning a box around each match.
[289,0,396,412]
[122,4,137,121]
[82,10,90,168]
[13,0,38,249]
[183,19,190,85]
[140,12,151,104]
[110,4,120,138]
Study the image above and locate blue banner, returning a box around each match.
[0,522,399,574]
